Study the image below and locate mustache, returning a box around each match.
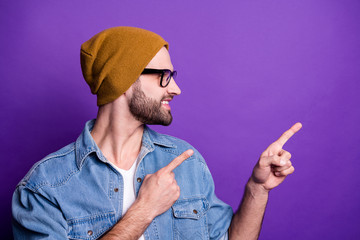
[161,95,175,101]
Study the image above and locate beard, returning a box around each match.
[128,80,173,126]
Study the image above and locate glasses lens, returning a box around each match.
[159,70,177,87]
[161,70,171,87]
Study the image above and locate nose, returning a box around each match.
[167,78,181,95]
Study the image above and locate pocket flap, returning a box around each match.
[172,197,209,219]
[67,212,115,239]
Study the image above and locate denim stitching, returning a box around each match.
[67,213,115,240]
[20,144,76,185]
[30,150,100,191]
[67,211,115,223]
[172,197,209,218]
[28,167,80,192]
[152,218,160,239]
[23,146,80,191]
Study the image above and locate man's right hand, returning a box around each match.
[135,149,194,220]
[100,149,194,239]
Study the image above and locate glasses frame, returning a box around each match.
[141,68,177,88]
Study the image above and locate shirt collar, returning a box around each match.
[75,119,176,169]
[75,119,107,169]
[142,125,177,150]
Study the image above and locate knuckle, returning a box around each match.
[282,166,295,175]
[283,150,291,159]
[260,151,270,159]
[175,188,180,198]
[170,184,177,192]
[156,168,164,175]
[159,169,169,177]
[175,191,180,199]
[275,156,283,165]
[282,159,291,167]
[169,177,175,185]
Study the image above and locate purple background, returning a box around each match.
[1,0,359,239]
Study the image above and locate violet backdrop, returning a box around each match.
[1,0,359,239]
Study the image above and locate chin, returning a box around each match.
[147,115,173,126]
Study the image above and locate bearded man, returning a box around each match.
[12,27,301,240]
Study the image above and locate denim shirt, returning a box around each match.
[12,119,233,239]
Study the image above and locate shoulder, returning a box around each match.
[18,142,79,192]
[145,126,206,164]
[146,126,196,148]
[159,132,194,149]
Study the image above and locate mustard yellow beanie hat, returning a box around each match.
[81,26,169,106]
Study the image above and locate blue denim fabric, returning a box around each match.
[12,119,233,239]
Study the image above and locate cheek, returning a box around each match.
[142,87,165,100]
[141,85,153,94]
[141,79,157,91]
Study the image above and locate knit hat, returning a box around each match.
[81,26,169,106]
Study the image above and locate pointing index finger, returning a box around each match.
[164,149,194,172]
[275,122,302,147]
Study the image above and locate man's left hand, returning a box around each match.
[250,122,302,191]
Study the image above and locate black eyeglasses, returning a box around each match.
[141,68,177,88]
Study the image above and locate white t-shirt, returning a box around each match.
[109,155,145,240]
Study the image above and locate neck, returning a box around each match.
[90,97,144,170]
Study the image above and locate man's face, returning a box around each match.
[127,47,181,126]
[128,79,173,125]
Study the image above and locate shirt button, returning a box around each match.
[137,178,142,183]
[114,188,119,192]
[193,209,198,214]
[87,230,93,236]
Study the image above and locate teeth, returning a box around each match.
[161,101,169,104]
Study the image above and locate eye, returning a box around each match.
[163,70,171,79]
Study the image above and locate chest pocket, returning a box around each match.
[171,197,210,240]
[67,212,116,240]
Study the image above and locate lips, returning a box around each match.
[161,98,172,110]
[161,97,172,104]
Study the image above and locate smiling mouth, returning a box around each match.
[160,99,172,110]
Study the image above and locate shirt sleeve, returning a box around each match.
[12,184,68,239]
[197,151,233,240]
